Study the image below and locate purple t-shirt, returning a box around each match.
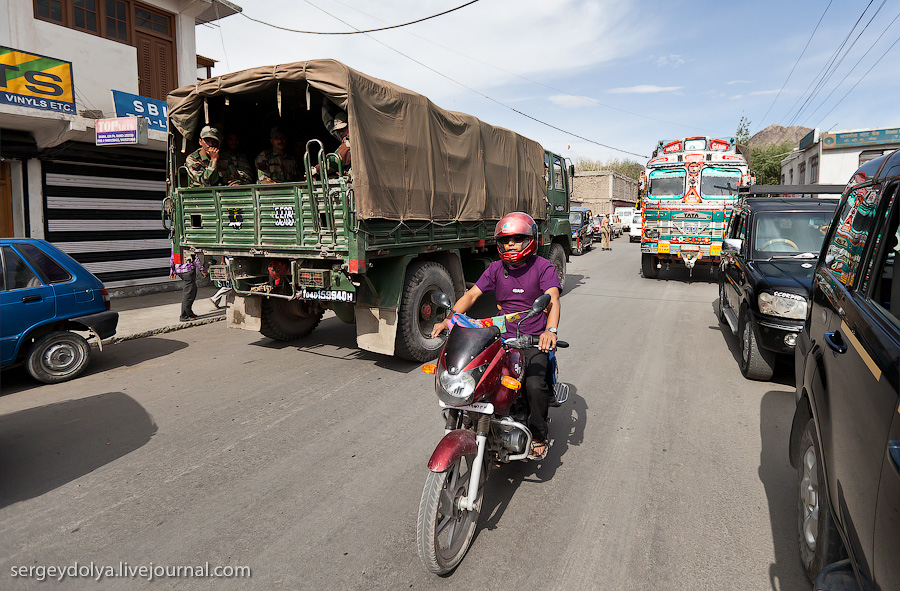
[475,256,562,338]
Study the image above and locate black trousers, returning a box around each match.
[523,347,551,442]
[178,269,197,318]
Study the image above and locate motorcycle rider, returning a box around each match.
[431,212,561,460]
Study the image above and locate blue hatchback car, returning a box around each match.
[1,239,118,383]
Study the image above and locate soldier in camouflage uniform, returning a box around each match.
[222,132,254,185]
[255,127,299,183]
[185,126,224,187]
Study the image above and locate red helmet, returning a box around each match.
[494,212,538,264]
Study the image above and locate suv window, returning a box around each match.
[825,183,885,286]
[18,243,72,284]
[863,183,898,327]
[1,247,43,291]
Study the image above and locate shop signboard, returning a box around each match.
[96,116,148,146]
[822,128,900,150]
[111,89,167,132]
[0,46,76,114]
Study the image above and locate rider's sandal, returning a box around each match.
[528,439,549,461]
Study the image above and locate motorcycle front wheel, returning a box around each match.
[416,453,483,575]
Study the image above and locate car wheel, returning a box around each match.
[26,331,91,383]
[798,418,844,582]
[738,308,775,380]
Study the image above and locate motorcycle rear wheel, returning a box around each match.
[416,453,483,575]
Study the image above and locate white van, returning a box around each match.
[629,213,642,242]
[615,207,635,231]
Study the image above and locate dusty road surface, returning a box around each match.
[0,240,808,590]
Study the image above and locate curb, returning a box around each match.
[104,315,225,345]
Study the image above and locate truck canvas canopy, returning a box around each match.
[167,59,547,222]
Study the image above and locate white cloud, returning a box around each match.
[750,89,781,95]
[548,95,597,108]
[730,95,744,100]
[726,80,752,85]
[608,85,683,94]
[656,54,686,68]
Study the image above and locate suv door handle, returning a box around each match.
[22,295,42,303]
[824,331,847,354]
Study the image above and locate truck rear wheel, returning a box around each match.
[396,261,454,362]
[548,243,566,288]
[641,253,659,279]
[260,298,324,341]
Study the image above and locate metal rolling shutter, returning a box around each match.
[42,159,170,289]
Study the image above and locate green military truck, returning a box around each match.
[164,59,573,362]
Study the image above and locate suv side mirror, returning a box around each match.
[723,238,742,254]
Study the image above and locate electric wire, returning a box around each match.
[238,0,480,35]
[780,0,873,127]
[754,0,832,134]
[297,1,648,157]
[327,0,719,136]
[800,3,897,126]
[813,32,900,128]
[791,0,887,126]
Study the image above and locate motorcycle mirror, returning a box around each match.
[526,294,552,318]
[430,291,452,310]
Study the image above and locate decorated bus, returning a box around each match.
[640,136,749,278]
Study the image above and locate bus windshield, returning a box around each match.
[701,168,742,196]
[649,171,686,196]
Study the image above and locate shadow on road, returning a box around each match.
[0,337,190,396]
[477,386,586,534]
[0,392,157,508]
[758,389,812,590]
[710,298,794,387]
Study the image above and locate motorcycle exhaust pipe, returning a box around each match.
[493,417,532,462]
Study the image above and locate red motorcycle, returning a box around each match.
[416,292,568,574]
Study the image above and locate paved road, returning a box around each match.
[0,240,809,590]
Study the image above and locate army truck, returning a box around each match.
[164,59,573,362]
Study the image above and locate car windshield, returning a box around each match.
[569,213,583,227]
[752,211,835,258]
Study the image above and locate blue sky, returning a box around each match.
[196,0,900,163]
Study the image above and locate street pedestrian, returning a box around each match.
[185,126,223,187]
[601,214,612,250]
[170,244,207,321]
[255,127,300,183]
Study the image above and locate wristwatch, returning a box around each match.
[547,327,558,334]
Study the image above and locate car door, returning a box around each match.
[0,245,56,365]
[724,211,747,313]
[815,180,898,583]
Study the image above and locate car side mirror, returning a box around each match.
[723,238,742,254]
[526,294,552,319]
[430,291,452,310]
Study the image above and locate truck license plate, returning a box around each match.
[298,289,356,302]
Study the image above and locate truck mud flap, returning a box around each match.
[226,295,262,331]
[355,305,398,356]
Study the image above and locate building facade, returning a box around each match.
[781,126,900,189]
[572,170,639,215]
[0,0,239,295]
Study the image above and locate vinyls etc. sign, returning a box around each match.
[0,46,76,114]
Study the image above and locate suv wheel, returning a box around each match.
[738,308,775,380]
[26,331,91,384]
[717,279,729,324]
[798,418,844,581]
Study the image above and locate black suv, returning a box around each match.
[790,150,900,590]
[718,197,839,380]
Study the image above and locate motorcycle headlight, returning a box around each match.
[437,369,477,405]
[758,291,807,320]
